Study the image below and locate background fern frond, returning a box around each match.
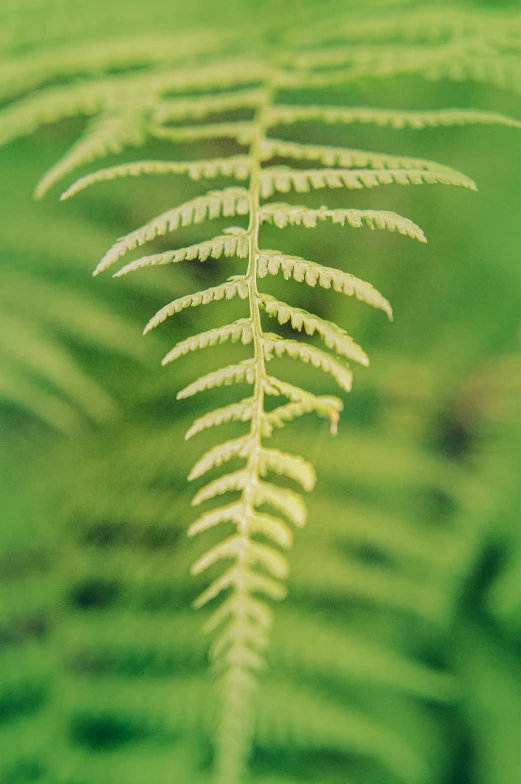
[269,104,521,130]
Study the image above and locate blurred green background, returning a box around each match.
[1,1,521,782]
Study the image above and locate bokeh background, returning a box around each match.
[1,1,521,782]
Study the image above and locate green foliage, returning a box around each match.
[1,2,521,784]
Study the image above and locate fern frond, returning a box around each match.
[253,480,307,529]
[262,136,459,173]
[185,398,255,440]
[177,361,256,400]
[0,30,252,100]
[293,5,520,47]
[269,104,521,130]
[61,155,251,199]
[206,592,273,635]
[194,564,287,609]
[0,312,116,425]
[190,506,293,555]
[260,294,369,366]
[424,51,521,92]
[188,436,253,481]
[162,320,253,366]
[258,252,393,319]
[35,110,148,198]
[0,31,226,101]
[0,77,123,147]
[266,400,333,432]
[149,121,254,144]
[260,202,426,243]
[114,229,250,277]
[258,448,316,492]
[264,335,353,393]
[188,502,245,538]
[92,187,249,274]
[0,59,266,147]
[146,58,267,94]
[145,278,249,333]
[192,469,251,506]
[153,87,264,124]
[260,165,476,198]
[266,376,343,426]
[193,534,289,582]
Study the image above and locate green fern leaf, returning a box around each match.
[259,448,316,492]
[61,155,251,200]
[0,59,266,147]
[0,30,230,101]
[185,398,255,440]
[266,400,336,432]
[265,376,343,426]
[188,436,253,481]
[149,120,254,144]
[35,110,148,198]
[192,534,289,581]
[260,293,368,366]
[248,511,294,550]
[188,504,292,553]
[260,165,476,198]
[92,187,249,274]
[205,592,273,635]
[192,469,251,506]
[177,361,255,400]
[188,502,245,537]
[194,565,287,609]
[269,104,521,130]
[258,252,393,319]
[0,76,127,147]
[261,137,461,173]
[115,230,250,277]
[144,278,249,333]
[162,320,253,366]
[264,335,354,393]
[253,480,307,529]
[153,87,264,124]
[260,202,426,243]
